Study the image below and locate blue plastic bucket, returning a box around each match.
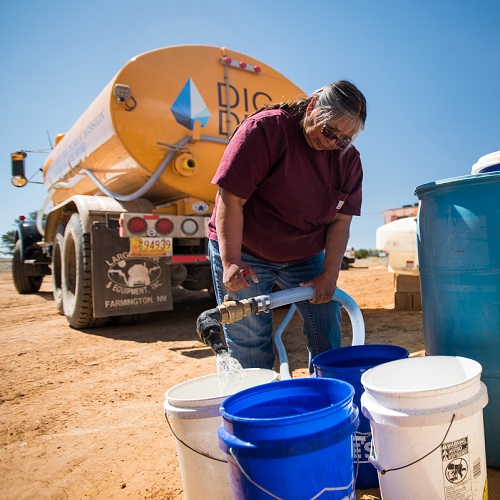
[218,378,359,499]
[414,171,500,467]
[312,344,409,489]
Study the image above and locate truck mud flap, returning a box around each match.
[91,223,173,318]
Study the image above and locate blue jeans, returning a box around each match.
[208,240,342,370]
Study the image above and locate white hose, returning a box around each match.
[269,287,365,379]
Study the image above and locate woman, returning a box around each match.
[207,80,367,370]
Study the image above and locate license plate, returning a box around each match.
[130,237,173,257]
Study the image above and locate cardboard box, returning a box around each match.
[393,274,421,310]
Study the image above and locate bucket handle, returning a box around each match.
[369,413,456,475]
[229,448,355,500]
[164,412,228,464]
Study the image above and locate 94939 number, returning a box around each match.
[130,237,173,257]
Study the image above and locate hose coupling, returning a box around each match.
[217,294,272,324]
[218,298,256,324]
[252,295,272,314]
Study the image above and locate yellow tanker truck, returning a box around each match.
[11,45,304,328]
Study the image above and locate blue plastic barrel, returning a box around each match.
[414,171,500,467]
[218,378,359,499]
[312,344,409,489]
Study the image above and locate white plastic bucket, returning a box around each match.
[164,368,278,500]
[361,356,489,499]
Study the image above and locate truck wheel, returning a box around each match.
[62,213,103,329]
[52,225,65,314]
[12,240,43,294]
[341,257,349,270]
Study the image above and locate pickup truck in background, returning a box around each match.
[342,245,356,270]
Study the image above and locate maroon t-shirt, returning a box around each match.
[207,109,363,263]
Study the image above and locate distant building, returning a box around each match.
[381,203,418,224]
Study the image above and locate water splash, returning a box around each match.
[216,351,246,395]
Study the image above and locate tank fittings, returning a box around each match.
[173,153,198,177]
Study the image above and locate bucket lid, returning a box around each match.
[361,356,482,397]
[471,150,500,174]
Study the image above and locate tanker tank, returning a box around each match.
[42,45,305,208]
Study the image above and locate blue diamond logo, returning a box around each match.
[171,78,211,130]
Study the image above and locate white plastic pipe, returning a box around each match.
[268,287,365,379]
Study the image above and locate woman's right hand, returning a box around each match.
[222,260,259,292]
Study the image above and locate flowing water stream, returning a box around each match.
[216,351,247,395]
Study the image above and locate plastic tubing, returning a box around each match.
[273,304,297,380]
[49,135,228,202]
[37,135,228,237]
[269,287,365,379]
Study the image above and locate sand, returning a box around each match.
[0,258,497,499]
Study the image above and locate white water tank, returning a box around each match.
[376,217,418,276]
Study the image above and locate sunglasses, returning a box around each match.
[320,125,352,149]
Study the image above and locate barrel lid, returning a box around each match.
[414,170,500,198]
[471,150,500,174]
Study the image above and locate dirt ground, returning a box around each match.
[0,258,498,499]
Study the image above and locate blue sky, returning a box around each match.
[1,0,499,254]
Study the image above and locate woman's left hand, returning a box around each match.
[300,271,338,304]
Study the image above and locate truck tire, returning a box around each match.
[52,225,65,314]
[12,240,43,294]
[341,257,349,270]
[62,213,104,329]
